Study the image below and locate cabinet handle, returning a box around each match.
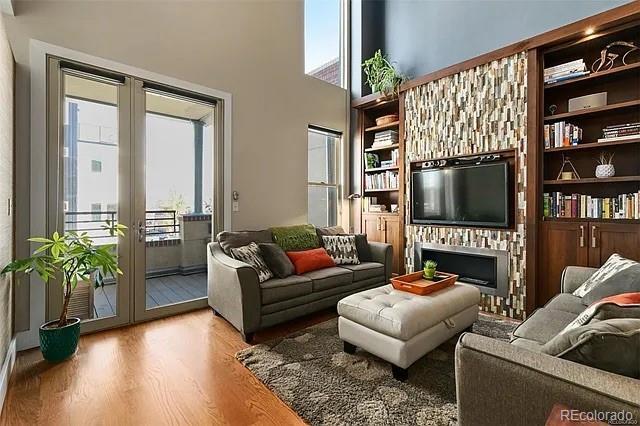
[579,225,585,247]
[381,218,386,231]
[591,225,597,248]
[376,217,381,231]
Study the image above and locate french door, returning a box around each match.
[47,57,219,331]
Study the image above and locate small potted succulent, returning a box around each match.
[1,222,126,362]
[595,152,615,178]
[423,260,438,280]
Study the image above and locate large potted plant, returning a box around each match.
[1,222,126,362]
[362,49,404,96]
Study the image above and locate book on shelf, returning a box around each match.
[543,191,640,220]
[598,123,640,142]
[543,122,582,149]
[365,170,399,191]
[372,129,398,148]
[368,204,388,213]
[362,197,377,212]
[544,59,588,84]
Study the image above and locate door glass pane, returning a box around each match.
[63,74,119,321]
[144,91,214,309]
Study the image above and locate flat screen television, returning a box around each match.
[411,162,511,228]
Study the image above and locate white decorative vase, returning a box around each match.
[595,164,615,178]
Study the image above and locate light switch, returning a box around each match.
[232,201,239,212]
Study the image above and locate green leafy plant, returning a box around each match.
[1,222,127,328]
[597,151,614,165]
[362,49,404,95]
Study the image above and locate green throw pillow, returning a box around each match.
[270,224,320,252]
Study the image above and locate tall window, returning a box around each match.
[304,0,343,87]
[308,127,340,227]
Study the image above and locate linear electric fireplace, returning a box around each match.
[414,242,509,297]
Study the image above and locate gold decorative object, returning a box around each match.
[556,154,580,180]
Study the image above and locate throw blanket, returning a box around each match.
[563,292,640,332]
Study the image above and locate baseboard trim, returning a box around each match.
[0,338,16,414]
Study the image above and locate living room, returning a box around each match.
[0,1,639,425]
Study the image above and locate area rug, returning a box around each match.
[236,313,519,426]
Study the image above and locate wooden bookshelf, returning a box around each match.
[353,93,405,274]
[365,121,400,132]
[543,99,640,121]
[544,137,640,152]
[535,19,640,310]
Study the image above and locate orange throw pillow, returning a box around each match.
[286,248,335,275]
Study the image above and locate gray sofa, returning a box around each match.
[207,228,392,342]
[455,266,640,426]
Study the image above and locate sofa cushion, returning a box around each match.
[512,308,579,344]
[271,224,320,252]
[581,264,640,305]
[321,235,360,265]
[316,226,345,240]
[339,262,385,282]
[258,243,295,279]
[217,230,273,255]
[260,275,312,305]
[303,266,352,292]
[287,248,335,275]
[573,253,638,298]
[544,293,586,315]
[510,337,544,352]
[541,318,640,379]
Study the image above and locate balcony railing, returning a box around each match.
[64,210,180,241]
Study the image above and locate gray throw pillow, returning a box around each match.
[258,243,295,279]
[582,264,640,305]
[541,318,640,378]
[217,230,273,255]
[230,242,274,283]
[316,226,346,240]
[321,235,360,265]
[573,254,638,298]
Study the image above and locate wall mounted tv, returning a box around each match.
[411,161,512,228]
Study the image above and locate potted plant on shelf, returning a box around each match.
[362,49,404,96]
[1,222,126,362]
[595,152,615,178]
[423,260,438,280]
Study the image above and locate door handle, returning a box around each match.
[579,225,585,247]
[138,220,146,242]
[591,225,597,248]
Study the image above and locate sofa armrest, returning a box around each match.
[561,266,597,294]
[368,241,393,281]
[207,243,261,334]
[455,333,640,426]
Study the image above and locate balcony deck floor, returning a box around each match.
[94,272,207,318]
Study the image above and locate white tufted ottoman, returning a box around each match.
[337,283,481,380]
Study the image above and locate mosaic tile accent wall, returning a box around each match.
[404,52,528,319]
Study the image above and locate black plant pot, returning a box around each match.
[39,317,81,362]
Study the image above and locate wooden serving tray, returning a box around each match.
[391,271,458,296]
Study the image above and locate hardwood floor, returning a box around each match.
[0,308,336,425]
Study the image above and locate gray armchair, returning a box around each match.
[207,236,392,342]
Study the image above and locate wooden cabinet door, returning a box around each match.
[539,221,589,306]
[382,216,402,274]
[588,223,640,267]
[362,213,383,243]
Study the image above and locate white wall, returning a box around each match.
[3,0,348,233]
[2,0,348,334]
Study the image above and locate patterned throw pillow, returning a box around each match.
[573,254,638,298]
[230,242,273,283]
[321,235,360,265]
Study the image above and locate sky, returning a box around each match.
[304,0,341,72]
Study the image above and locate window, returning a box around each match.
[304,0,344,87]
[308,127,340,227]
[91,203,102,221]
[91,159,102,173]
